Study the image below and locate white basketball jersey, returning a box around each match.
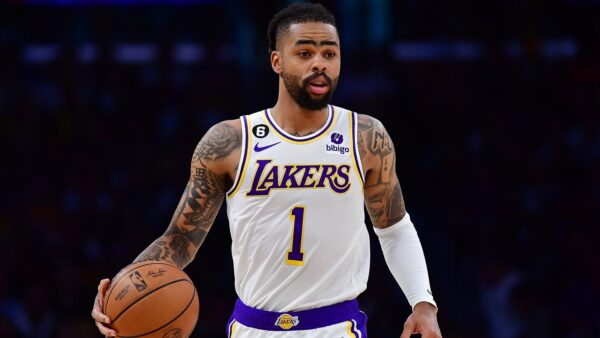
[225,105,369,312]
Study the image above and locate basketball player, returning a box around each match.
[92,3,442,337]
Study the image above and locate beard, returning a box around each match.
[282,71,338,111]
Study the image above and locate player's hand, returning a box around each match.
[400,302,442,338]
[91,278,117,337]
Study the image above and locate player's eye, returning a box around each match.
[298,51,311,58]
[325,51,337,58]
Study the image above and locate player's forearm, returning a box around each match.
[134,237,175,265]
[133,226,207,269]
[133,172,223,268]
[373,213,436,309]
[133,191,219,268]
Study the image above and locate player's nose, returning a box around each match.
[311,55,326,73]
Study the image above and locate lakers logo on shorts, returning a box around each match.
[274,314,299,330]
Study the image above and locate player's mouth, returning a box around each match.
[307,77,329,95]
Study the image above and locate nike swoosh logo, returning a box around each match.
[254,141,281,152]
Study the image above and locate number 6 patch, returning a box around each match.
[252,124,269,138]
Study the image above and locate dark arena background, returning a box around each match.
[1,0,599,337]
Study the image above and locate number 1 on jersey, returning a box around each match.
[286,206,305,266]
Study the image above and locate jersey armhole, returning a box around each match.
[226,115,251,198]
[350,111,365,186]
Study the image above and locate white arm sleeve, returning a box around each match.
[373,212,437,309]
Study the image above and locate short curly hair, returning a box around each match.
[267,2,337,53]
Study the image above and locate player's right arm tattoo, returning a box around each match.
[135,122,241,268]
[357,115,406,229]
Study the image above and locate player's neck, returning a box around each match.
[271,90,329,137]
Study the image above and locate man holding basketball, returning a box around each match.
[92,3,442,337]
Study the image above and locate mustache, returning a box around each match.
[303,72,333,86]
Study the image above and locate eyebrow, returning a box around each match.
[294,39,339,47]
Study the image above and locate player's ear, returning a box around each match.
[271,50,282,75]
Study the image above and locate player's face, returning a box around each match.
[273,22,341,111]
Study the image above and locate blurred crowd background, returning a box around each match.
[1,0,599,337]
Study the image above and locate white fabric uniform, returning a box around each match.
[225,105,369,312]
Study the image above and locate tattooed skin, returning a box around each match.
[192,123,240,166]
[357,115,406,228]
[135,121,241,268]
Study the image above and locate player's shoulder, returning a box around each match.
[212,118,242,131]
[196,119,243,154]
[327,104,376,122]
[202,118,242,142]
[192,118,243,170]
[328,105,387,133]
[355,113,386,133]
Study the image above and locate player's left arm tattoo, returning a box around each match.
[135,121,240,268]
[357,114,406,229]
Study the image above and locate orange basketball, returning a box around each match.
[103,261,199,338]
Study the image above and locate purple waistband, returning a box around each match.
[231,298,360,331]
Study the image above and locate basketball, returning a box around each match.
[103,261,199,338]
